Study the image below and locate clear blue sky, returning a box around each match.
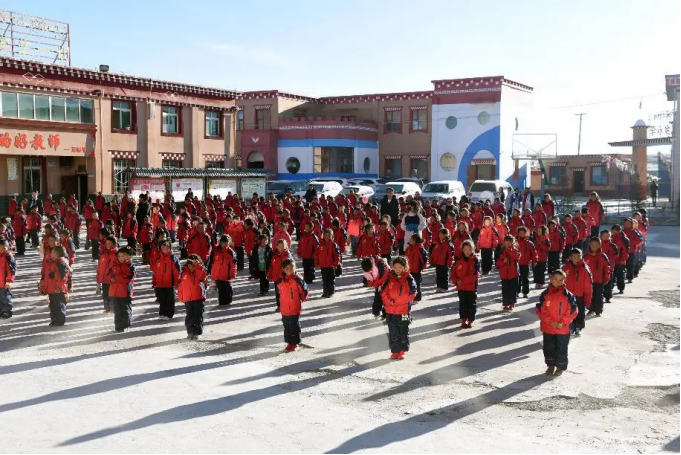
[3,0,680,155]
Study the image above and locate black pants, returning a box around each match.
[471,228,480,244]
[16,236,25,255]
[458,290,477,321]
[435,265,448,290]
[91,239,100,260]
[48,292,67,325]
[372,289,385,317]
[386,315,410,353]
[562,244,573,264]
[518,265,530,296]
[0,288,12,317]
[626,253,636,280]
[102,283,112,312]
[533,262,547,284]
[282,314,301,345]
[480,248,493,274]
[170,230,176,243]
[235,246,245,270]
[112,296,132,331]
[547,252,560,274]
[614,263,626,291]
[215,280,233,306]
[590,226,600,239]
[543,333,570,370]
[604,273,614,300]
[501,279,518,305]
[29,229,39,247]
[572,296,586,330]
[397,239,404,256]
[257,270,269,294]
[381,253,392,264]
[156,287,176,317]
[184,300,205,335]
[73,234,80,249]
[412,272,422,301]
[127,236,137,250]
[494,245,502,263]
[321,267,335,295]
[302,258,315,284]
[591,283,604,315]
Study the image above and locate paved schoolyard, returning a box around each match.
[0,227,678,453]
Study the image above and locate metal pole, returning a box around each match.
[576,113,587,155]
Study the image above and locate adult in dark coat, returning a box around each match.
[136,194,151,228]
[304,184,318,203]
[380,188,400,226]
[28,192,43,217]
[650,180,658,207]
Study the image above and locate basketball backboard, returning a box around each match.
[512,133,558,160]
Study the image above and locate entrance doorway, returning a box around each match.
[573,170,585,193]
[61,176,76,199]
[247,151,265,169]
[77,174,89,207]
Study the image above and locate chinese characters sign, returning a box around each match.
[0,10,70,65]
[0,131,92,154]
[648,111,674,139]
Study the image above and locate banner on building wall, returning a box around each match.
[208,179,238,199]
[6,157,17,181]
[241,179,267,197]
[130,178,166,201]
[171,178,204,201]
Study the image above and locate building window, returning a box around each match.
[411,158,428,178]
[112,101,134,131]
[591,166,609,186]
[51,97,65,121]
[385,110,401,133]
[313,147,354,173]
[385,158,402,178]
[18,94,34,119]
[206,161,224,169]
[162,160,182,169]
[23,157,41,194]
[410,110,428,132]
[237,110,244,130]
[65,98,80,122]
[205,110,221,137]
[80,100,94,124]
[0,91,93,123]
[255,108,270,130]
[113,159,134,194]
[549,166,567,185]
[1,92,18,118]
[35,95,50,120]
[162,106,181,135]
[341,115,356,122]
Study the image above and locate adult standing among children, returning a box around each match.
[304,184,318,204]
[28,192,43,218]
[380,187,400,227]
[400,201,426,242]
[650,180,658,207]
[136,194,151,231]
[586,192,605,238]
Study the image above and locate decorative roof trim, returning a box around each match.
[571,167,586,171]
[409,106,428,110]
[547,162,567,167]
[410,155,428,159]
[203,154,227,162]
[128,167,269,178]
[160,153,186,161]
[279,124,379,133]
[384,155,402,160]
[254,104,272,110]
[319,91,432,105]
[384,106,402,112]
[608,137,674,147]
[472,159,496,165]
[109,150,140,159]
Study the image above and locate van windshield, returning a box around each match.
[423,183,449,193]
[376,184,404,193]
[470,182,497,193]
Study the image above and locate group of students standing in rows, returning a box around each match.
[0,189,650,370]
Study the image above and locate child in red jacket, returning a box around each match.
[109,246,136,333]
[27,206,42,249]
[0,238,16,319]
[405,234,428,302]
[381,256,417,360]
[493,214,509,263]
[516,227,537,299]
[315,229,341,298]
[97,236,118,312]
[378,221,395,263]
[87,213,103,261]
[362,255,390,319]
[356,224,379,259]
[269,239,294,312]
[497,235,520,310]
[536,270,578,376]
[210,235,237,307]
[297,221,319,284]
[12,210,27,256]
[584,238,611,317]
[178,255,208,340]
[477,216,499,275]
[277,259,308,352]
[450,240,480,328]
[562,248,593,337]
[600,229,621,303]
[151,240,180,319]
[430,228,454,292]
[533,225,551,289]
[39,246,71,327]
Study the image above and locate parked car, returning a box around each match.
[309,177,351,187]
[295,181,343,199]
[420,180,467,201]
[394,177,427,189]
[345,177,386,190]
[371,182,422,201]
[468,180,514,203]
[266,180,308,198]
[340,185,375,204]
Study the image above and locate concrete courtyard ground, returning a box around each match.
[0,226,678,453]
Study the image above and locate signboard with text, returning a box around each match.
[208,179,238,199]
[240,179,266,198]
[171,178,204,202]
[0,128,95,156]
[130,178,166,201]
[0,10,71,65]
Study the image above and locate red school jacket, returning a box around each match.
[332,226,348,252]
[494,222,509,242]
[405,245,428,274]
[507,217,524,236]
[600,239,620,267]
[97,247,118,284]
[430,238,454,268]
[477,226,499,249]
[517,238,537,267]
[151,251,181,288]
[562,222,580,246]
[536,284,578,335]
[314,239,341,269]
[40,257,70,295]
[584,250,611,285]
[109,260,136,298]
[210,247,237,282]
[87,219,103,241]
[452,231,471,257]
[547,226,564,253]
[563,260,593,307]
[378,229,395,255]
[356,233,379,258]
[381,272,417,315]
[450,254,480,292]
[496,247,520,280]
[277,274,309,316]
[177,265,208,303]
[534,234,551,262]
[297,231,319,260]
[267,249,294,282]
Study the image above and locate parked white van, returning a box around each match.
[371,182,421,201]
[420,180,467,201]
[468,180,514,203]
[294,181,343,199]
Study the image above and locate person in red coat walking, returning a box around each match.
[507,209,524,238]
[269,239,294,312]
[297,221,319,284]
[533,225,551,288]
[177,255,208,340]
[450,240,480,328]
[356,224,380,259]
[12,210,27,256]
[315,229,341,298]
[478,217,499,275]
[27,206,42,248]
[277,259,308,352]
[151,240,180,319]
[381,256,417,360]
[210,235,237,306]
[405,234,428,302]
[87,212,103,261]
[377,221,395,263]
[97,236,118,312]
[95,192,106,218]
[186,221,212,265]
[430,228,454,292]
[536,270,578,376]
[109,247,136,333]
[516,227,537,299]
[39,246,71,327]
[562,248,593,336]
[586,192,605,238]
[452,221,472,259]
[600,229,621,303]
[497,235,520,310]
[561,214,580,264]
[623,218,644,282]
[584,238,611,317]
[610,225,630,293]
[493,214,509,263]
